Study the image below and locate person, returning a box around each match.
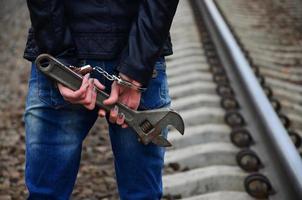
[23,0,179,199]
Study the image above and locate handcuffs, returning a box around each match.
[69,65,147,92]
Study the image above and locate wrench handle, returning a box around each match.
[35,54,135,122]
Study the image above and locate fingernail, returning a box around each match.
[118,113,124,119]
[114,105,118,112]
[93,86,96,92]
[84,73,90,79]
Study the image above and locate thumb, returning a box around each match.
[103,83,119,105]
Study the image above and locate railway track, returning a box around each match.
[162,0,302,199]
[215,0,302,150]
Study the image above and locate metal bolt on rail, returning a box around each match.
[224,111,245,127]
[270,98,281,113]
[220,97,239,110]
[236,149,262,172]
[245,173,275,198]
[230,128,253,148]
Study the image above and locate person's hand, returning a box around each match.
[57,73,105,110]
[100,73,142,128]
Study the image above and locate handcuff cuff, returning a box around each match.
[114,74,146,92]
[69,65,147,92]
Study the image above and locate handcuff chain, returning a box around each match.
[93,66,116,81]
[92,66,146,92]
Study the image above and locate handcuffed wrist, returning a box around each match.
[119,73,142,87]
[117,73,146,92]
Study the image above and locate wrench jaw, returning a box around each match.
[157,111,185,135]
[146,111,184,147]
[131,117,167,146]
[152,135,173,147]
[132,109,185,147]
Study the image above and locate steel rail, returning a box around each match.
[192,0,302,199]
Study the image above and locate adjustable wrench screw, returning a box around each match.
[140,120,154,134]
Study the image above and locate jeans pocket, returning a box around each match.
[139,57,171,110]
[36,65,70,109]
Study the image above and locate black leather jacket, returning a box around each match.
[24,0,179,86]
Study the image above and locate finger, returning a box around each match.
[83,73,90,82]
[58,74,89,100]
[103,83,119,105]
[109,105,118,123]
[116,113,125,125]
[82,79,94,105]
[98,109,106,118]
[66,84,88,100]
[72,73,90,99]
[57,83,75,98]
[85,87,97,110]
[128,100,140,110]
[122,97,140,110]
[93,79,105,90]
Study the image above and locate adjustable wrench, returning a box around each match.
[35,54,185,147]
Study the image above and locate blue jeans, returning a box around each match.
[24,57,171,200]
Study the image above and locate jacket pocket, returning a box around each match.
[37,67,70,109]
[139,57,171,110]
